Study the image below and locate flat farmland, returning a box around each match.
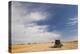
[10,41,78,53]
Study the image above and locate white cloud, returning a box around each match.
[67,18,78,26]
[11,2,61,44]
[11,2,49,25]
[12,23,61,44]
[27,11,48,21]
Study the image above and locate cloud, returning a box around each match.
[27,11,48,21]
[12,23,61,44]
[11,2,61,44]
[12,1,49,24]
[67,18,77,26]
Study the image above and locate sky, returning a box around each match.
[11,1,78,44]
